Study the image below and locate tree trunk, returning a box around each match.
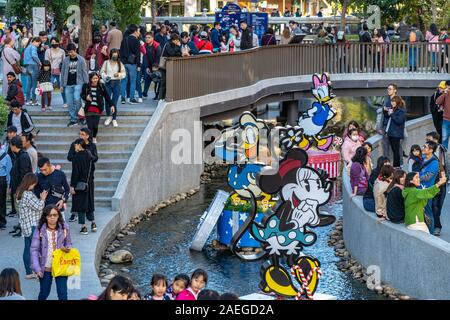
[151,0,157,25]
[340,0,348,30]
[79,0,94,57]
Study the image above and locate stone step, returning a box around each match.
[35,125,146,135]
[35,133,141,142]
[90,178,120,188]
[28,108,154,117]
[35,141,137,152]
[63,169,124,180]
[54,159,128,171]
[32,116,150,125]
[41,150,133,160]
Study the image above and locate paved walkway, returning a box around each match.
[0,89,157,300]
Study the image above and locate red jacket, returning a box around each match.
[85,43,109,69]
[195,40,213,54]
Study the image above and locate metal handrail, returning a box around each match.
[166,42,450,101]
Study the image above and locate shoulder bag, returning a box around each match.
[74,159,92,192]
[4,50,23,74]
[158,43,168,69]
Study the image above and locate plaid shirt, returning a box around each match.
[18,191,45,237]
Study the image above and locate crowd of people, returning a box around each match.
[0,265,240,300]
[345,81,450,236]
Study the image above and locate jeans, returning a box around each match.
[65,84,83,123]
[23,226,35,275]
[442,120,450,149]
[38,271,68,300]
[21,73,29,101]
[388,136,402,167]
[78,210,95,225]
[433,183,447,229]
[425,200,434,234]
[135,68,143,98]
[408,47,419,70]
[430,52,439,71]
[105,80,120,119]
[26,64,39,101]
[363,197,375,213]
[121,64,137,101]
[51,74,66,104]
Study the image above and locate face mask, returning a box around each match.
[51,44,59,48]
[112,56,118,61]
[44,67,50,71]
[93,38,101,43]
[351,135,359,142]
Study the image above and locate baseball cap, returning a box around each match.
[438,81,446,89]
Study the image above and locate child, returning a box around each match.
[143,274,171,300]
[37,60,53,111]
[166,273,190,300]
[176,269,208,301]
[408,144,422,172]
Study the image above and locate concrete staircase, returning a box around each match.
[28,105,155,209]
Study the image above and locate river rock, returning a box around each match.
[103,273,116,280]
[120,268,130,273]
[127,231,136,236]
[374,285,383,293]
[109,250,134,264]
[399,295,410,300]
[117,234,125,239]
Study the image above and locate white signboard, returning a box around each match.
[32,7,46,36]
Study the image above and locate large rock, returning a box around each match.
[109,250,134,264]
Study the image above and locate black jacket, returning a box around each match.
[163,42,182,58]
[120,35,141,66]
[67,140,98,172]
[11,150,32,192]
[240,28,254,50]
[6,79,22,102]
[80,83,113,115]
[386,186,405,223]
[145,43,162,67]
[430,90,443,118]
[7,109,35,134]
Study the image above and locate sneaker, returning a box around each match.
[68,214,77,222]
[112,120,118,127]
[67,121,78,127]
[33,100,39,106]
[63,103,68,108]
[80,226,88,235]
[434,228,442,236]
[47,106,52,110]
[153,96,159,100]
[129,99,138,104]
[104,116,113,126]
[142,95,148,100]
[41,107,46,112]
[25,273,37,280]
[91,222,97,232]
[26,100,33,106]
[12,230,22,237]
[121,99,126,104]
[137,98,143,103]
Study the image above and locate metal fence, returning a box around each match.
[165,42,450,101]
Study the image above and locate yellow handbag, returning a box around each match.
[51,248,81,277]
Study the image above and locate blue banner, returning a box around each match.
[249,12,268,45]
[215,3,243,31]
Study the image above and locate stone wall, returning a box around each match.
[343,115,450,299]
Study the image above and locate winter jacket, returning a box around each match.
[85,43,109,70]
[240,28,254,50]
[80,82,113,115]
[373,179,390,218]
[162,42,182,59]
[210,28,221,51]
[144,41,162,67]
[261,34,277,46]
[419,155,439,189]
[60,54,89,87]
[70,150,93,213]
[120,34,141,66]
[30,223,72,274]
[6,79,25,104]
[386,186,405,223]
[403,185,440,226]
[386,107,406,139]
[195,40,213,54]
[341,136,362,164]
[154,33,168,49]
[176,288,198,301]
[10,150,32,193]
[67,139,98,172]
[350,162,369,195]
[435,91,450,121]
[7,110,34,135]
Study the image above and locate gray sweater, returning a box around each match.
[60,54,89,87]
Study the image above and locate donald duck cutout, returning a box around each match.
[214,112,274,202]
[281,73,336,152]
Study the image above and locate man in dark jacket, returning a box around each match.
[143,32,162,99]
[240,20,253,50]
[119,24,141,104]
[430,82,445,143]
[154,25,168,49]
[159,33,182,100]
[6,72,25,105]
[9,136,32,218]
[180,32,199,56]
[210,22,221,52]
[7,100,35,136]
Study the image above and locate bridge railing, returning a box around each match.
[166,42,450,101]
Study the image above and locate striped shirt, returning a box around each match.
[18,191,45,237]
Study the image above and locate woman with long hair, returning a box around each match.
[350,146,369,196]
[386,96,406,168]
[80,72,114,143]
[385,169,406,223]
[280,27,292,45]
[403,171,446,233]
[97,275,134,300]
[0,268,25,300]
[16,173,47,279]
[31,205,72,300]
[70,138,96,235]
[363,156,391,212]
[100,48,126,127]
[341,128,362,165]
[373,164,395,219]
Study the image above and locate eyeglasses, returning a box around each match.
[47,214,59,218]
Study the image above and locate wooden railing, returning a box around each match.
[166,42,450,101]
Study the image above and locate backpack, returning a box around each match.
[409,31,417,43]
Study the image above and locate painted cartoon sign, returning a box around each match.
[213,73,337,299]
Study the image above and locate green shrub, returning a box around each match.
[0,96,9,131]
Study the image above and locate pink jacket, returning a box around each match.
[175,288,198,300]
[341,136,362,164]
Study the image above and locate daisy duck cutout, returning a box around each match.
[281,73,337,152]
